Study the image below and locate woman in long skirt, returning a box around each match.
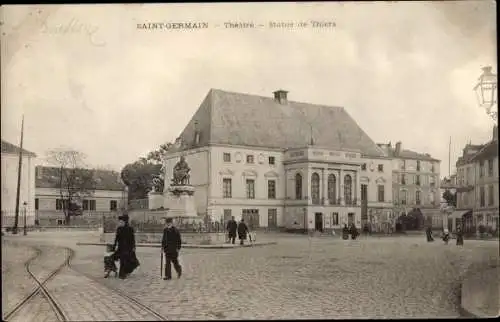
[456,226,464,246]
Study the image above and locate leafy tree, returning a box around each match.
[120,142,172,201]
[442,189,457,207]
[45,149,97,225]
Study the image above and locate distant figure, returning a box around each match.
[226,216,238,244]
[456,226,464,246]
[161,217,182,280]
[237,219,249,245]
[426,226,434,242]
[442,228,450,245]
[113,214,138,279]
[342,224,349,240]
[350,223,359,240]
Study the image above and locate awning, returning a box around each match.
[449,210,472,219]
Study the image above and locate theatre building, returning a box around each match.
[163,89,392,232]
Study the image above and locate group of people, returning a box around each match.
[108,214,184,281]
[225,216,251,245]
[425,226,464,246]
[342,223,359,240]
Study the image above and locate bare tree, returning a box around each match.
[45,149,97,225]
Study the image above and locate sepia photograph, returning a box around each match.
[1,1,498,320]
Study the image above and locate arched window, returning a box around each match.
[295,173,303,200]
[328,174,337,204]
[311,173,320,204]
[344,174,352,205]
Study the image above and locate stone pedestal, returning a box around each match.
[164,185,198,218]
[148,192,164,210]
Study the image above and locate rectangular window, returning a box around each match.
[110,200,117,211]
[480,161,485,177]
[361,184,368,201]
[480,187,485,207]
[267,180,276,199]
[268,156,275,165]
[377,185,385,202]
[400,191,407,205]
[246,179,255,199]
[332,212,339,226]
[401,174,406,185]
[223,209,232,222]
[488,159,494,177]
[401,160,406,170]
[35,198,39,210]
[416,191,421,205]
[90,200,96,211]
[83,200,89,211]
[488,185,494,206]
[56,199,67,210]
[246,155,254,164]
[223,153,231,162]
[416,160,421,171]
[361,163,367,171]
[416,175,421,186]
[378,164,384,172]
[431,163,435,173]
[223,178,232,198]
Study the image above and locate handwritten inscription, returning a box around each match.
[41,18,105,46]
[136,20,336,31]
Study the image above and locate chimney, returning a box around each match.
[193,121,200,145]
[395,141,402,156]
[493,125,498,140]
[273,90,288,104]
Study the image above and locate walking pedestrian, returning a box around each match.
[350,223,359,240]
[237,218,249,245]
[113,214,138,279]
[161,217,182,280]
[226,216,238,245]
[342,224,349,240]
[456,226,464,246]
[426,226,434,242]
[442,228,450,245]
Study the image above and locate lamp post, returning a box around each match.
[474,66,498,122]
[23,201,27,236]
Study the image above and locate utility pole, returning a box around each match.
[12,115,25,234]
[448,136,451,177]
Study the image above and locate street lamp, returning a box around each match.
[474,66,498,122]
[23,201,27,236]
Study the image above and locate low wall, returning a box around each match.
[100,232,227,245]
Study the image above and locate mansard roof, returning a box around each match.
[172,89,385,157]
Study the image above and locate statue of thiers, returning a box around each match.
[172,156,191,186]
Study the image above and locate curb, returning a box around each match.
[76,241,278,249]
[459,265,499,318]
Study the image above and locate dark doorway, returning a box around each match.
[348,212,355,226]
[315,213,323,232]
[242,209,260,230]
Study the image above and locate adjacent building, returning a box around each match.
[35,166,127,217]
[163,89,392,232]
[454,125,498,233]
[1,140,37,227]
[377,142,441,227]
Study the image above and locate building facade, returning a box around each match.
[35,166,127,218]
[1,140,37,227]
[377,142,441,227]
[163,89,390,232]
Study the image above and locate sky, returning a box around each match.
[1,1,497,176]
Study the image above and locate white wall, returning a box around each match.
[1,153,36,226]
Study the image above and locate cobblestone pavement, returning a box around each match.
[3,233,499,320]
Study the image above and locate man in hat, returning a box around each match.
[161,217,182,280]
[113,214,137,279]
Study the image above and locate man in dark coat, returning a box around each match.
[226,216,238,244]
[161,217,182,280]
[426,226,434,242]
[237,218,249,245]
[456,225,464,246]
[113,214,138,279]
[350,223,358,240]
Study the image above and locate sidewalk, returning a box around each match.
[76,241,277,249]
[460,265,500,317]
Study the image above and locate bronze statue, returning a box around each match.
[172,156,190,185]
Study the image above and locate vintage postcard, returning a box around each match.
[1,2,498,320]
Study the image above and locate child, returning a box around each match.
[104,243,118,278]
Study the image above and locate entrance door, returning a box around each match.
[268,209,278,230]
[348,212,355,226]
[243,209,260,230]
[315,213,323,232]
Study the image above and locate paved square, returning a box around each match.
[3,232,499,320]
